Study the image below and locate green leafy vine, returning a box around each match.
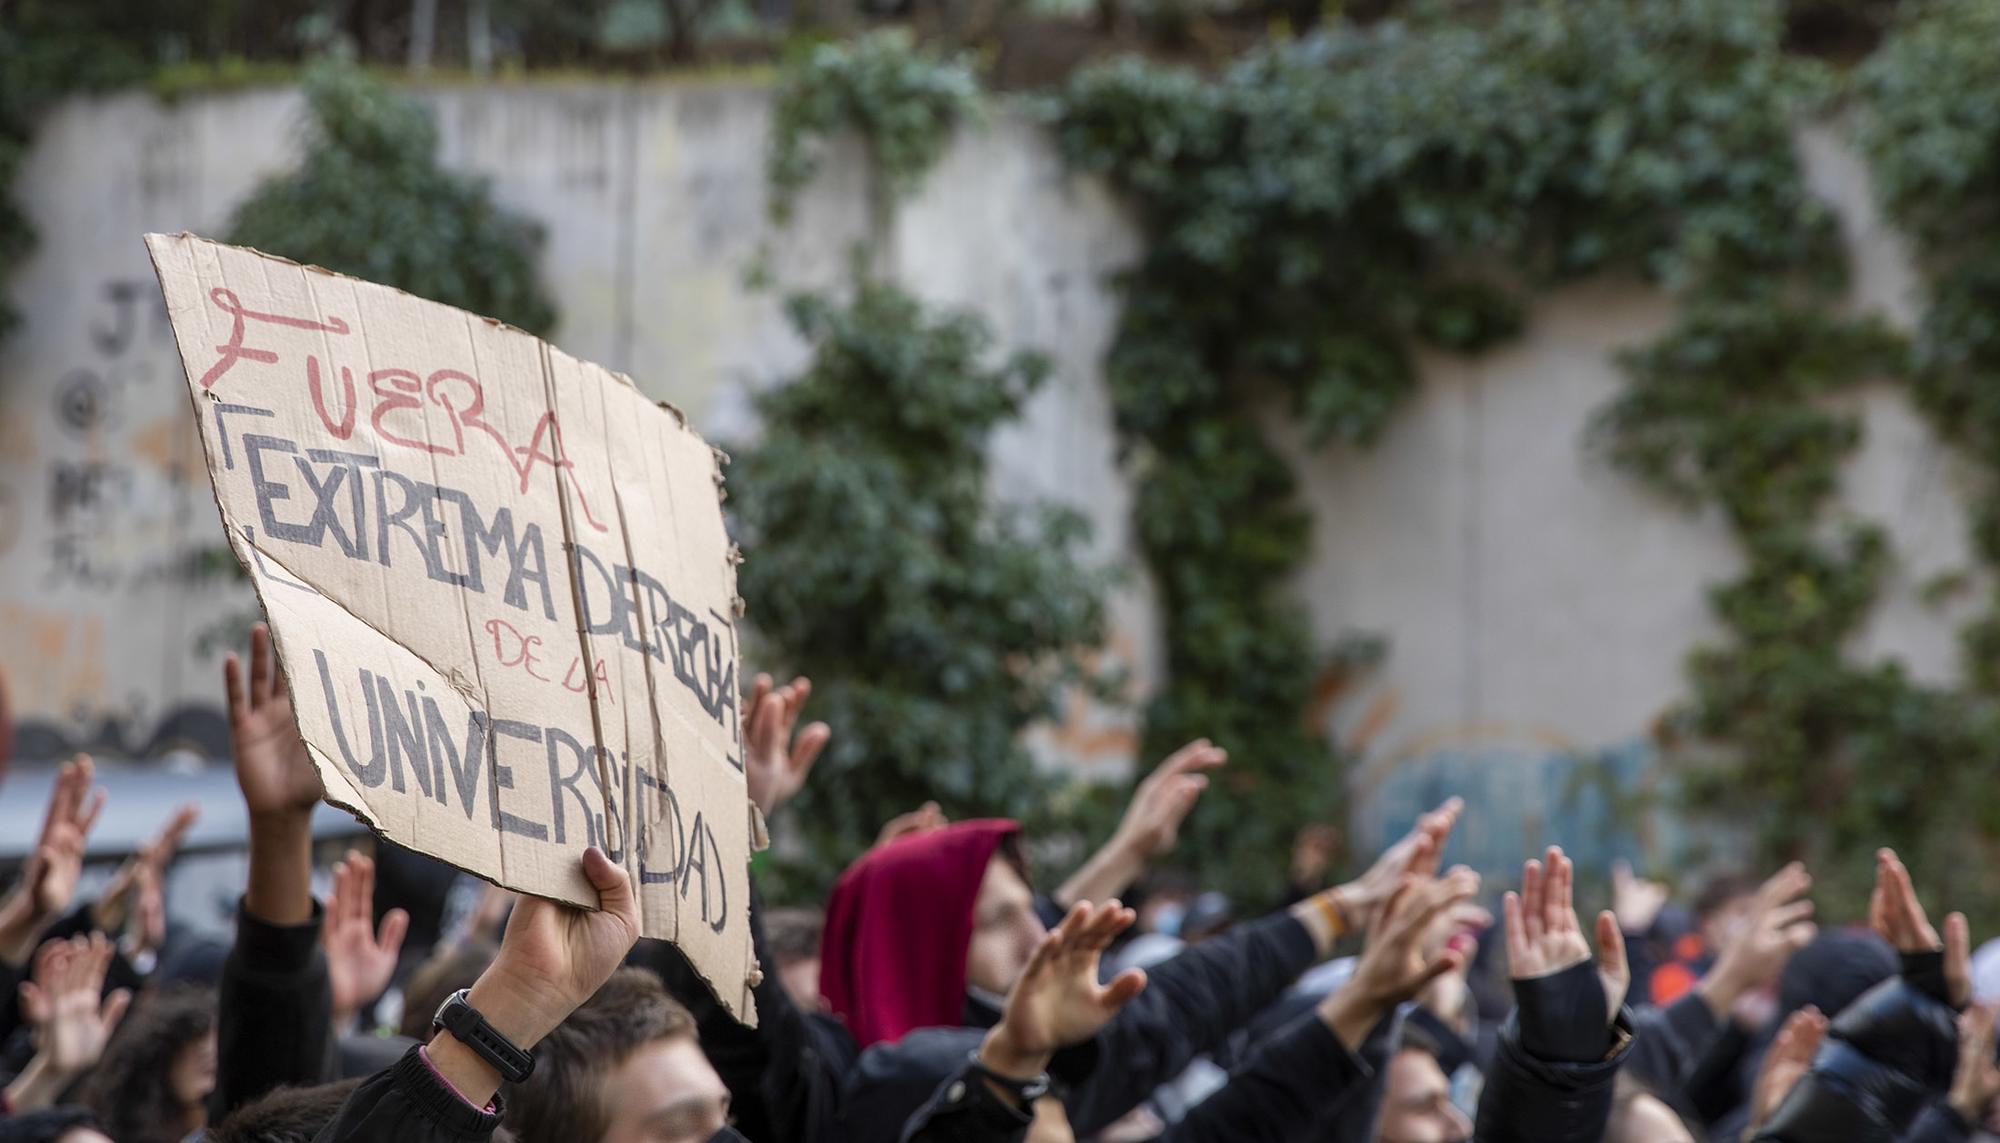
[766,30,981,225]
[1049,0,1937,904]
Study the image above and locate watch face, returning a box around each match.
[434,988,469,1030]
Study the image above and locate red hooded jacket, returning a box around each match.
[818,819,1019,1050]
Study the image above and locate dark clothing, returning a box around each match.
[1754,951,1960,1143]
[632,883,856,1143]
[1474,960,1635,1143]
[846,910,1320,1141]
[311,1045,501,1143]
[1902,1104,1977,1143]
[212,898,336,1122]
[1624,989,1727,1126]
[1473,1009,1635,1143]
[900,1006,1376,1143]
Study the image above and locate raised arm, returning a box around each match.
[1168,867,1482,1143]
[1054,740,1226,909]
[213,623,337,1120]
[1066,798,1463,1135]
[1755,849,1967,1142]
[1627,862,1815,1102]
[313,846,641,1143]
[904,900,1149,1143]
[1475,846,1634,1143]
[2,934,130,1112]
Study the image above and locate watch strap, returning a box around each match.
[964,1049,1052,1104]
[434,988,536,1084]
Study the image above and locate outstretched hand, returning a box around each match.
[1113,740,1228,861]
[95,802,199,936]
[1322,866,1480,1050]
[1336,798,1465,934]
[1749,1006,1826,1132]
[1951,1003,2000,1124]
[744,674,830,820]
[226,624,322,819]
[1870,848,1970,1007]
[323,851,410,1028]
[0,756,106,964]
[983,900,1148,1079]
[1610,860,1669,935]
[5,934,131,1111]
[1701,862,1815,1017]
[1505,846,1629,1022]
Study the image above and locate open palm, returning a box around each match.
[226,624,323,818]
[1505,846,1628,1021]
[323,852,410,1024]
[995,901,1148,1058]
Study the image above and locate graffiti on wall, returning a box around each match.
[1,275,246,764]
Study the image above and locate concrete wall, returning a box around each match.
[0,85,1966,873]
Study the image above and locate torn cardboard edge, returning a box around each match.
[144,231,762,1024]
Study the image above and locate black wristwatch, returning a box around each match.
[433,988,536,1083]
[964,1049,1052,1105]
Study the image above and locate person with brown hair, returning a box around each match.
[78,984,216,1143]
[503,968,732,1143]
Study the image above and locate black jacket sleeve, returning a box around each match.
[211,897,336,1121]
[1066,911,1319,1135]
[1624,990,1723,1101]
[1474,960,1635,1143]
[1319,1004,1403,1143]
[310,1045,502,1143]
[1755,952,1960,1143]
[899,1060,1038,1143]
[1165,1007,1375,1143]
[1901,1104,1976,1143]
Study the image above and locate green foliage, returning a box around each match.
[729,281,1108,896]
[225,63,557,335]
[766,30,980,224]
[1051,0,1900,899]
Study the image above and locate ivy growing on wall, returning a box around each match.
[1047,0,1954,906]
[765,30,980,225]
[227,63,557,336]
[728,284,1109,895]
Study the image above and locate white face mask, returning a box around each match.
[1151,902,1187,937]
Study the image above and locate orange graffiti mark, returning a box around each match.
[0,605,107,713]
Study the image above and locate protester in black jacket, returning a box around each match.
[903,868,1483,1143]
[1476,845,1636,1143]
[1755,849,1968,1142]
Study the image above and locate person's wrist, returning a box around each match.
[978,1025,1052,1080]
[1950,1088,1985,1124]
[1319,985,1383,1052]
[465,968,570,1050]
[1696,963,1748,1019]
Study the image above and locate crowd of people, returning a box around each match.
[0,625,1995,1142]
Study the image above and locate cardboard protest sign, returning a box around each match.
[144,233,757,1022]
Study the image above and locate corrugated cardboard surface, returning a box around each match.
[146,232,757,1023]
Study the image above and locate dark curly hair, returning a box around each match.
[82,984,215,1143]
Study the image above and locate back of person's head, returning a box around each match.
[1694,871,1757,921]
[0,1106,109,1143]
[206,1079,361,1143]
[503,968,727,1143]
[397,938,499,1041]
[1779,928,1897,1022]
[81,984,216,1143]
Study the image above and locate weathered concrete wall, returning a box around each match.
[0,85,1966,873]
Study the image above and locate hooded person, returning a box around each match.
[819,820,1026,1049]
[823,814,1457,1141]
